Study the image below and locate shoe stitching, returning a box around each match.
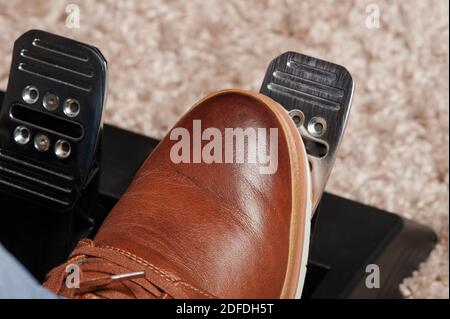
[74,239,214,299]
[93,243,215,298]
[175,281,215,299]
[96,243,176,282]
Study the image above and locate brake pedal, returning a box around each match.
[0,30,108,211]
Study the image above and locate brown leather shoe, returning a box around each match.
[44,89,312,299]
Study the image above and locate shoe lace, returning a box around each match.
[43,239,215,299]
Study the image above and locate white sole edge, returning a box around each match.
[294,143,313,299]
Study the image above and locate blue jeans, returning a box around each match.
[0,244,58,299]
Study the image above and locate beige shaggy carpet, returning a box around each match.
[0,0,448,299]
